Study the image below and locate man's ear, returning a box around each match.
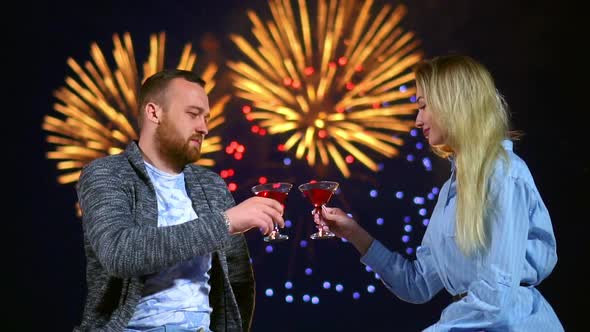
[144,102,162,125]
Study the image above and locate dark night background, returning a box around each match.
[11,0,585,331]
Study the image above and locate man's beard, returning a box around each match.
[155,116,202,168]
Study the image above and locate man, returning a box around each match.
[75,69,284,332]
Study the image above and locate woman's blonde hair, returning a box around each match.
[414,55,510,257]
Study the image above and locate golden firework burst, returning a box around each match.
[229,0,422,177]
[43,32,229,185]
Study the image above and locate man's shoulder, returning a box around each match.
[81,153,130,177]
[185,164,230,194]
[187,164,222,179]
[88,153,128,168]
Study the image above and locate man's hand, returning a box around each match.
[225,196,285,235]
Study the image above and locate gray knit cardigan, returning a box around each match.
[74,141,254,332]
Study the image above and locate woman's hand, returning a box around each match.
[321,206,374,255]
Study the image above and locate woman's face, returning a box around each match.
[415,85,445,146]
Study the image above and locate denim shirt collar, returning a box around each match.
[501,139,513,151]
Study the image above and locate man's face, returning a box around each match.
[155,78,210,166]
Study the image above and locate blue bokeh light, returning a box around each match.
[422,157,432,171]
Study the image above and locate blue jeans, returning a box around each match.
[125,326,207,332]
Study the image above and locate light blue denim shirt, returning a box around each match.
[361,140,564,331]
[126,162,212,331]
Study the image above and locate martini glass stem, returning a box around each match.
[314,206,326,236]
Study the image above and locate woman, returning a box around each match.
[322,55,563,331]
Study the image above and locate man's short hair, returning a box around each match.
[137,69,205,129]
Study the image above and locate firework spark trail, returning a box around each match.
[229,0,422,178]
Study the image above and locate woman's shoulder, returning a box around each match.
[488,149,541,203]
[492,140,532,177]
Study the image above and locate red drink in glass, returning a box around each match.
[302,188,333,207]
[255,191,288,206]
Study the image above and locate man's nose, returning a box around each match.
[196,118,208,135]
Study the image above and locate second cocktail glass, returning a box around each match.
[298,181,339,239]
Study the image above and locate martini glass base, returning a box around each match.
[264,231,289,242]
[310,230,336,240]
